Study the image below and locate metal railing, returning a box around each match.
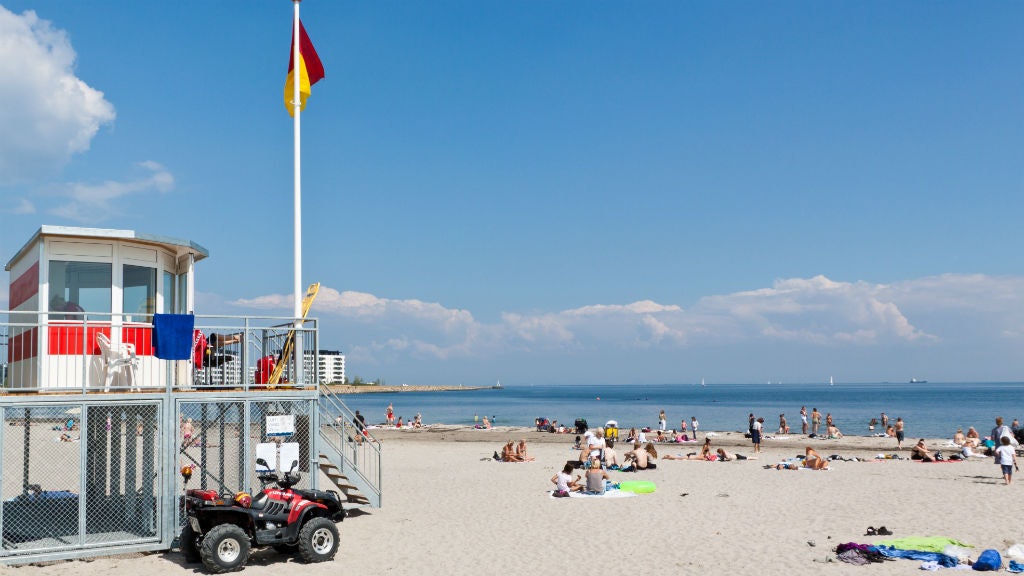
[317,384,382,507]
[0,312,318,393]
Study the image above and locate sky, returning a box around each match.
[1,2,1023,385]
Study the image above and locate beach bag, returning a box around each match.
[973,549,1001,571]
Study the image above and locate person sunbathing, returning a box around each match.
[515,439,535,462]
[964,427,981,447]
[584,456,610,494]
[602,440,620,468]
[664,438,715,460]
[804,446,829,470]
[911,439,936,462]
[717,448,747,461]
[501,440,522,462]
[953,428,965,446]
[623,441,650,470]
[827,425,843,439]
[663,453,705,460]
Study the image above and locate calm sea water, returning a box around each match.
[335,382,1024,440]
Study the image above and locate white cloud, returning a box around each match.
[9,197,35,214]
[0,6,115,185]
[222,274,1024,376]
[45,161,174,223]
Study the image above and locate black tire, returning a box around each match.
[297,517,339,563]
[200,524,251,573]
[180,523,201,563]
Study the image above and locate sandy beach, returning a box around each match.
[4,426,1023,575]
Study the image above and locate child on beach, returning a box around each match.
[994,436,1019,485]
[551,463,582,497]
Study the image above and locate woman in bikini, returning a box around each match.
[804,446,828,469]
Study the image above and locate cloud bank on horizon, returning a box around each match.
[229,273,1024,384]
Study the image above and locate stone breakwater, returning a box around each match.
[325,384,491,394]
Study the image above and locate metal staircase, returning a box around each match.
[317,384,382,508]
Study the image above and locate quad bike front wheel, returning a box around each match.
[200,524,251,573]
[297,517,339,563]
[180,523,201,563]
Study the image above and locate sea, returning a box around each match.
[335,381,1024,440]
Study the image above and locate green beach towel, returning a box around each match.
[874,536,973,553]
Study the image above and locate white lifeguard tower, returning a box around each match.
[4,225,208,391]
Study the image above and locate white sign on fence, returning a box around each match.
[266,414,295,437]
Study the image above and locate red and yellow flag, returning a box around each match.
[284,20,325,116]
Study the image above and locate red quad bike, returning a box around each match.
[181,458,346,573]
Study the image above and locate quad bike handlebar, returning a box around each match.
[255,458,302,489]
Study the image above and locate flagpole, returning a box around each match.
[292,0,304,384]
[292,0,302,323]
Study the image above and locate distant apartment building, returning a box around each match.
[311,349,346,384]
[194,348,345,386]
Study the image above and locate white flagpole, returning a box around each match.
[292,0,304,384]
[292,0,302,323]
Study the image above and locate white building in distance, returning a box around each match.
[311,349,346,384]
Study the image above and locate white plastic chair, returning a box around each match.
[96,332,140,392]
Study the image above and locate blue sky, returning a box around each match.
[1,2,1023,385]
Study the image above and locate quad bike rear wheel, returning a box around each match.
[180,523,201,563]
[297,517,339,563]
[200,524,251,573]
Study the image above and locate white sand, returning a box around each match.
[5,428,1023,575]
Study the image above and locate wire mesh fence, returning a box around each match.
[1,394,318,563]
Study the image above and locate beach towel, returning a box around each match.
[549,489,636,499]
[153,313,195,360]
[874,546,958,567]
[874,536,972,553]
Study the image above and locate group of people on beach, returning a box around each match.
[497,439,535,462]
[662,437,745,462]
[540,410,1024,496]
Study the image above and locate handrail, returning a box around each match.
[316,384,381,504]
[0,312,319,393]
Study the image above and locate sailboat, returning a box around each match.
[701,378,706,387]
[493,379,503,390]
[829,376,834,386]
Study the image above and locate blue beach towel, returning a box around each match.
[153,313,195,360]
[874,546,958,568]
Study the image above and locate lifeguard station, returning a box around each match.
[6,226,204,392]
[1,226,380,565]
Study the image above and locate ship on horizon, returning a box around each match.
[910,378,928,384]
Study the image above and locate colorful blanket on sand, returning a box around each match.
[873,536,972,553]
[549,489,636,499]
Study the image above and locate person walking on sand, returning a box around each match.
[811,408,822,436]
[691,416,699,441]
[894,417,905,449]
[994,436,1019,485]
[659,410,667,432]
[800,406,808,435]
